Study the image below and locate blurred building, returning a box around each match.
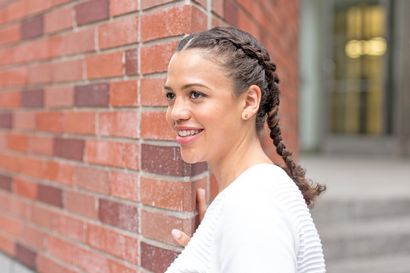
[300,0,410,157]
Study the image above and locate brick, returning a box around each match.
[74,82,109,107]
[85,140,139,170]
[141,144,208,176]
[0,112,13,128]
[24,38,50,63]
[141,0,174,10]
[37,184,63,208]
[0,67,27,87]
[0,23,20,45]
[75,0,109,26]
[19,157,43,179]
[36,111,64,132]
[37,255,77,273]
[0,214,23,237]
[45,6,73,34]
[97,111,138,138]
[31,205,55,229]
[141,5,207,42]
[14,178,37,200]
[63,111,96,135]
[65,190,98,219]
[0,91,20,108]
[0,233,15,256]
[50,27,95,57]
[7,133,28,152]
[110,0,138,16]
[98,16,138,49]
[54,137,85,161]
[140,176,207,211]
[98,198,138,232]
[5,1,26,22]
[125,48,137,75]
[21,225,46,250]
[110,80,138,106]
[141,242,178,273]
[26,0,53,17]
[73,166,110,194]
[141,41,177,74]
[142,209,194,245]
[28,63,52,84]
[16,243,37,271]
[141,111,174,140]
[46,236,110,273]
[52,59,83,82]
[223,0,239,25]
[0,174,12,192]
[21,14,44,40]
[0,154,19,173]
[110,171,138,201]
[46,161,74,185]
[140,77,167,106]
[87,224,138,263]
[52,214,87,242]
[86,51,123,79]
[21,89,44,108]
[14,110,35,130]
[45,87,74,108]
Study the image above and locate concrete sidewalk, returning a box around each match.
[0,253,34,273]
[300,155,410,200]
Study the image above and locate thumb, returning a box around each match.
[171,229,191,247]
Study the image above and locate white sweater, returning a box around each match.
[165,164,326,273]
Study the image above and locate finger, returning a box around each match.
[196,188,207,222]
[171,229,191,247]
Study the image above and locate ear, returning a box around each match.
[241,85,262,120]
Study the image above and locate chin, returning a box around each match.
[180,151,204,164]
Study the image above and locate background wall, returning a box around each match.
[0,0,299,272]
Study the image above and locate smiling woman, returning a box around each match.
[163,27,326,273]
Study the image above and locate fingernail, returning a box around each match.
[171,229,182,240]
[198,188,205,198]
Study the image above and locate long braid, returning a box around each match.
[264,61,326,207]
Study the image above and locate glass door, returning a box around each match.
[331,1,391,136]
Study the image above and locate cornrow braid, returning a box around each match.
[176,26,326,206]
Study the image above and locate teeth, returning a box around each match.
[178,129,202,137]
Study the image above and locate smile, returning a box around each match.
[177,129,204,137]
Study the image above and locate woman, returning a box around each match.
[163,26,326,273]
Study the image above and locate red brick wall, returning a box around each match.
[0,1,299,272]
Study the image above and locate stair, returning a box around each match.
[311,198,410,273]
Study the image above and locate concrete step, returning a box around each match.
[318,216,410,261]
[327,254,410,273]
[311,197,410,226]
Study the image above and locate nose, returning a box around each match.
[168,97,190,124]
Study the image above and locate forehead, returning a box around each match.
[165,49,231,89]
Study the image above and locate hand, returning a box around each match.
[171,188,207,247]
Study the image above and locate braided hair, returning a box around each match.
[176,27,325,207]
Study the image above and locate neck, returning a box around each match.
[209,131,272,193]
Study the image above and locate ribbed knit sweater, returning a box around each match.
[165,163,326,273]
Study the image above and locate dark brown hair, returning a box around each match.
[176,26,325,207]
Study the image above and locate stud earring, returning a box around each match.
[243,113,248,119]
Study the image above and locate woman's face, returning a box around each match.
[164,49,246,164]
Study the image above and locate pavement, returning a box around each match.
[300,154,410,200]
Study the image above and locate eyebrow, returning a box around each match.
[163,83,211,91]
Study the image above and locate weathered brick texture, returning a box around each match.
[0,0,299,272]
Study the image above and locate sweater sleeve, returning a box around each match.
[217,184,297,273]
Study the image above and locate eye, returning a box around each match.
[165,91,176,101]
[190,90,205,100]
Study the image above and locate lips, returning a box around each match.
[175,128,204,145]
